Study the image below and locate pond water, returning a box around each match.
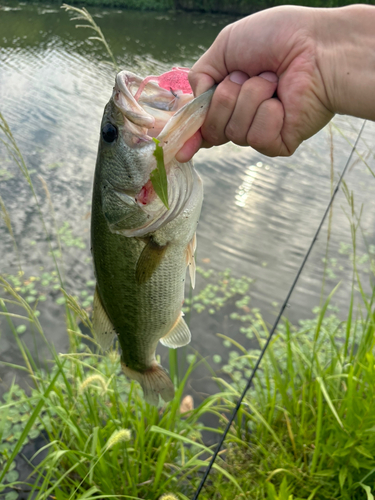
[0,1,375,404]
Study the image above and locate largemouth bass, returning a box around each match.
[91,69,213,405]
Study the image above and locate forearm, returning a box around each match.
[317,4,375,120]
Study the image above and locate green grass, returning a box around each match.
[2,265,375,499]
[198,283,375,499]
[193,191,375,499]
[0,274,243,499]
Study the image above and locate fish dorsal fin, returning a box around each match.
[186,233,197,289]
[92,286,117,351]
[160,312,191,349]
[136,238,168,284]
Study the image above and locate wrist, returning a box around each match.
[316,4,375,120]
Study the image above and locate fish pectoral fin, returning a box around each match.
[92,285,117,351]
[160,312,191,349]
[135,238,168,284]
[186,233,197,289]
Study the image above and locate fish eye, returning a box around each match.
[102,123,118,143]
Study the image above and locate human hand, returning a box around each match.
[177,5,375,161]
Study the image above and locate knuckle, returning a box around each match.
[225,123,243,144]
[246,99,287,156]
[242,77,273,98]
[214,87,236,112]
[248,135,290,158]
[215,24,232,45]
[220,24,232,37]
[202,125,224,146]
[247,131,267,152]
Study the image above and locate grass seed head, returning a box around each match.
[106,429,132,449]
[79,374,107,393]
[108,348,120,364]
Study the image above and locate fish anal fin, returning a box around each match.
[136,238,168,284]
[121,361,175,406]
[92,285,117,351]
[186,232,197,289]
[160,312,191,349]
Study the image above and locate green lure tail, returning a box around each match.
[151,138,169,210]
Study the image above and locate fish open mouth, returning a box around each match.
[113,69,194,147]
[109,69,213,237]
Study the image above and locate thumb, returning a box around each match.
[188,70,216,97]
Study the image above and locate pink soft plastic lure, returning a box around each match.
[134,67,192,101]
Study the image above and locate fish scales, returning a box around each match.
[91,69,213,405]
[92,186,200,370]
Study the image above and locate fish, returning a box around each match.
[91,68,214,405]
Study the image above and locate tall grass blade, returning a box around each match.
[0,195,22,272]
[150,426,214,455]
[62,4,119,72]
[331,122,374,177]
[190,459,244,494]
[0,361,64,482]
[316,377,344,430]
[0,112,64,287]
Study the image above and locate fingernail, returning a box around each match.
[229,71,249,85]
[258,71,278,83]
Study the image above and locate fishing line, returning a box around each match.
[192,119,367,500]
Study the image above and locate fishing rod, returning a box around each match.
[192,119,367,500]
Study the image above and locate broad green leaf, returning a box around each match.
[279,477,290,500]
[332,448,351,457]
[350,455,360,469]
[5,492,18,500]
[314,469,336,477]
[266,482,277,500]
[360,483,375,500]
[151,138,169,209]
[339,465,348,489]
[356,445,373,459]
[344,438,357,449]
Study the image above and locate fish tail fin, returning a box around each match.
[121,361,175,406]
